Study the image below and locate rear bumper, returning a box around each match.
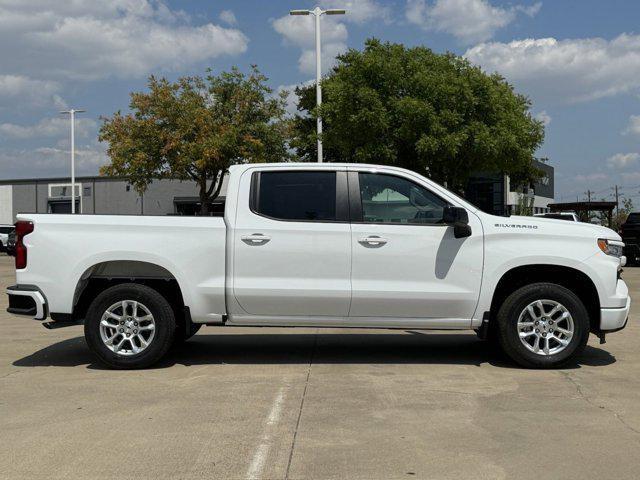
[600,295,631,332]
[6,285,48,320]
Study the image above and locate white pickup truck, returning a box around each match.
[6,163,630,369]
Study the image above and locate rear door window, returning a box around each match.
[252,171,337,221]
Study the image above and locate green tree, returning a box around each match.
[514,188,535,216]
[100,66,290,215]
[291,39,545,191]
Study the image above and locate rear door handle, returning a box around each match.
[241,233,271,245]
[358,235,388,246]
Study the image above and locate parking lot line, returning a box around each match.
[246,383,288,480]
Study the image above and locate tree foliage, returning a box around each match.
[291,39,545,191]
[100,66,290,214]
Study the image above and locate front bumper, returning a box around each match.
[6,285,48,320]
[600,295,631,331]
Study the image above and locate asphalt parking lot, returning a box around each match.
[1,254,639,480]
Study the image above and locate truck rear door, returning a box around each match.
[231,167,351,318]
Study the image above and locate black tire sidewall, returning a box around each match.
[498,283,590,368]
[84,283,176,369]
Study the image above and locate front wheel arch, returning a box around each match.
[489,264,600,334]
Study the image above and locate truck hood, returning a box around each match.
[507,215,622,241]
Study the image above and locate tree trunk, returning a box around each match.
[198,170,223,216]
[199,177,210,216]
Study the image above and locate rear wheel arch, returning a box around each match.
[489,264,600,333]
[72,261,187,327]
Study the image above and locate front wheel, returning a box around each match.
[84,283,176,369]
[496,283,590,368]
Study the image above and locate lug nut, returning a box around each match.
[134,322,138,326]
[542,332,547,337]
[126,333,130,337]
[535,321,539,326]
[120,321,124,325]
[549,320,554,325]
[535,328,540,333]
[549,329,553,333]
[133,329,138,334]
[119,328,124,333]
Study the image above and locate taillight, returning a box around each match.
[15,221,34,270]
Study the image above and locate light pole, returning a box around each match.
[60,108,85,213]
[290,6,345,163]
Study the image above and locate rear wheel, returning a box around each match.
[84,283,176,369]
[497,283,590,368]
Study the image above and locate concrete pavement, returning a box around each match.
[0,254,639,479]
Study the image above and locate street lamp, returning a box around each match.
[290,7,346,163]
[59,108,85,213]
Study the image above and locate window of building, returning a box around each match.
[358,173,447,224]
[48,184,81,198]
[252,171,337,221]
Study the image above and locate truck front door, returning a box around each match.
[348,170,483,325]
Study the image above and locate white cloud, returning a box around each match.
[574,172,608,183]
[0,75,63,108]
[623,115,640,136]
[276,80,315,117]
[219,10,237,26]
[0,0,248,81]
[464,34,640,105]
[606,152,639,169]
[406,0,541,44]
[515,2,542,17]
[272,1,390,75]
[0,117,97,139]
[299,42,350,75]
[534,110,551,126]
[0,143,107,179]
[320,0,392,24]
[272,14,348,75]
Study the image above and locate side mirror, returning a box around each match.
[443,205,472,238]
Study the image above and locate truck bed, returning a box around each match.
[14,214,227,323]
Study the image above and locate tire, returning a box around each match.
[173,322,202,344]
[496,283,590,369]
[84,283,176,369]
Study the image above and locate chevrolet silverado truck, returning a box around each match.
[6,163,631,369]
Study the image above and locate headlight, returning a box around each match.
[598,238,624,258]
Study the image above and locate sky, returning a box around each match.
[1,0,640,205]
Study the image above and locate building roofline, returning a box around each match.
[0,175,122,185]
[0,175,202,186]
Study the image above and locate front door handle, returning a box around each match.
[241,233,271,245]
[358,235,388,247]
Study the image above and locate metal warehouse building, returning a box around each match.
[0,176,227,224]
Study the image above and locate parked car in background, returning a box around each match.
[534,212,579,222]
[0,225,13,253]
[5,163,630,370]
[621,212,640,265]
